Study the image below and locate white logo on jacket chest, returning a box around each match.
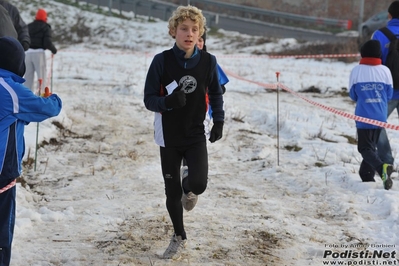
[179,75,197,93]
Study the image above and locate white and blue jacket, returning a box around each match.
[0,69,62,180]
[349,57,393,129]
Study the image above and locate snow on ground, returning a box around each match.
[7,0,399,265]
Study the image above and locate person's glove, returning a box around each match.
[42,87,52,98]
[165,86,186,109]
[221,85,226,94]
[21,41,30,51]
[209,121,223,143]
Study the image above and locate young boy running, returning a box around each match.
[349,40,394,190]
[143,5,224,260]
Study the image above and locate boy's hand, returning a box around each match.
[209,121,224,143]
[221,85,226,94]
[165,86,186,109]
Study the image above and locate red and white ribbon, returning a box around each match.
[0,179,17,194]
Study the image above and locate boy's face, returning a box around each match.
[172,19,200,56]
[197,37,204,50]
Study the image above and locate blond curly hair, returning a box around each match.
[167,5,206,39]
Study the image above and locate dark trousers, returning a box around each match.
[0,179,16,266]
[357,129,383,182]
[160,141,208,238]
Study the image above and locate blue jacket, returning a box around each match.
[0,69,62,179]
[349,58,393,129]
[372,18,399,99]
[217,64,229,86]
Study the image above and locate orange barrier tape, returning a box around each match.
[216,53,360,59]
[267,53,360,59]
[57,49,360,59]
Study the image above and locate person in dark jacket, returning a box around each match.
[372,1,399,176]
[0,5,17,39]
[24,8,57,92]
[143,5,224,260]
[0,36,62,266]
[0,0,30,50]
[349,40,393,190]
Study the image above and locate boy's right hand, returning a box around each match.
[165,86,186,109]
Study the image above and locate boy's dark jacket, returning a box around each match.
[144,44,224,147]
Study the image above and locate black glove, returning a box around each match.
[209,121,223,143]
[165,86,186,109]
[221,85,226,94]
[21,41,30,51]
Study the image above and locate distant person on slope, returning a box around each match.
[24,8,57,92]
[0,0,30,50]
[0,36,62,266]
[349,40,393,190]
[143,5,224,260]
[371,1,399,172]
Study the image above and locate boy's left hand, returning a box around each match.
[209,121,223,143]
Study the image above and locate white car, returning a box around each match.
[360,11,389,38]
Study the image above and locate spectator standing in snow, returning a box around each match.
[372,1,399,172]
[25,8,57,92]
[0,0,30,50]
[143,5,224,260]
[349,40,393,190]
[0,36,62,266]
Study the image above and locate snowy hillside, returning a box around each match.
[6,0,399,265]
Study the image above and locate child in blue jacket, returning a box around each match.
[349,40,393,190]
[0,36,62,266]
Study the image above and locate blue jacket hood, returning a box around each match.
[0,36,26,77]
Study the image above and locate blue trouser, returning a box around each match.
[0,179,16,266]
[160,141,208,238]
[377,99,399,165]
[358,129,383,182]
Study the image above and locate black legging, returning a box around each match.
[160,141,208,238]
[357,128,383,180]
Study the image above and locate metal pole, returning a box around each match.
[358,0,365,34]
[50,54,54,93]
[108,0,112,15]
[325,0,329,17]
[34,79,43,171]
[276,72,280,166]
